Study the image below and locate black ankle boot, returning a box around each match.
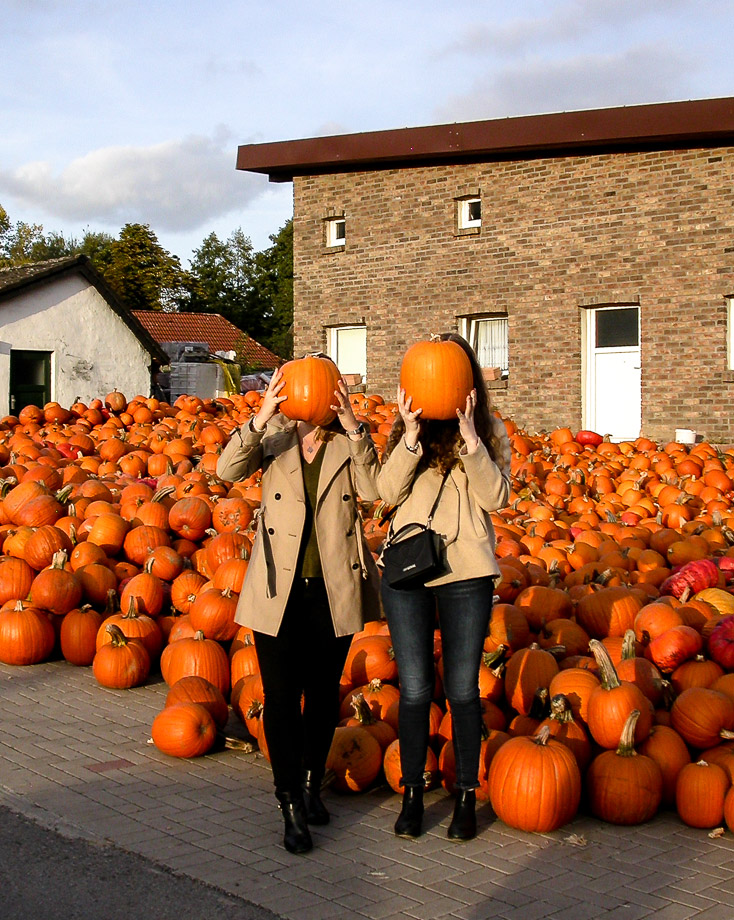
[394,786,424,838]
[275,790,313,854]
[447,789,476,840]
[302,769,330,825]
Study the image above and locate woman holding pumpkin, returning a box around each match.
[216,357,382,855]
[377,334,512,841]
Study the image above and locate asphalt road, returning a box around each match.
[0,803,280,920]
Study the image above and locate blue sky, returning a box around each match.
[3,0,733,264]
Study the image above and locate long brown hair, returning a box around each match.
[384,333,502,472]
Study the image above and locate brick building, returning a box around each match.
[235,98,734,443]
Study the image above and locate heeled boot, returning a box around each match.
[447,789,476,841]
[275,789,313,854]
[394,785,424,838]
[302,769,330,825]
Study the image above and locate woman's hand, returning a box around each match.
[457,389,480,453]
[331,379,361,433]
[397,386,422,449]
[253,367,287,430]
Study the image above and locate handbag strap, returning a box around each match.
[425,466,453,526]
[387,465,453,542]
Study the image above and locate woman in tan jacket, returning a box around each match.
[377,333,512,841]
[216,365,381,854]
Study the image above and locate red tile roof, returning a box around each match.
[132,310,282,369]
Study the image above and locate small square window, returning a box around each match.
[325,217,346,248]
[458,197,482,230]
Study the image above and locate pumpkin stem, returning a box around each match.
[123,596,141,618]
[589,639,622,690]
[222,736,257,752]
[349,692,377,726]
[51,549,69,570]
[55,484,74,504]
[615,709,640,757]
[152,485,176,503]
[0,477,18,497]
[105,623,129,647]
[105,588,119,616]
[621,629,637,660]
[531,725,552,747]
[529,687,550,720]
[246,699,263,720]
[549,694,574,724]
[482,644,509,674]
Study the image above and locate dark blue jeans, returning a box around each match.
[381,575,494,790]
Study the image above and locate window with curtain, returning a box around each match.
[463,316,509,375]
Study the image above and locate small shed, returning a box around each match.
[0,255,166,416]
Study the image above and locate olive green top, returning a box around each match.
[298,444,324,577]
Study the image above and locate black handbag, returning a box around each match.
[381,468,452,589]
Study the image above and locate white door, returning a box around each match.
[584,306,641,440]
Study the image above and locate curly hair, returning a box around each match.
[384,333,504,473]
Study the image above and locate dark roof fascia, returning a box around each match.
[236,97,734,182]
[0,255,168,363]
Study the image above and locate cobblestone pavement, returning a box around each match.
[2,659,734,920]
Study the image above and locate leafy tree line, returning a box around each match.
[0,204,293,359]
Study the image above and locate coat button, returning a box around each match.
[342,494,350,501]
[268,527,275,535]
[274,493,281,500]
[352,562,360,570]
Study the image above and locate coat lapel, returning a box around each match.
[264,419,304,502]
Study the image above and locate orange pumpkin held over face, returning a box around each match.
[278,355,341,427]
[400,339,473,420]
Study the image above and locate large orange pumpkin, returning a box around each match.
[279,355,341,427]
[488,725,582,832]
[399,339,474,420]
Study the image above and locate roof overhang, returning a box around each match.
[236,97,734,182]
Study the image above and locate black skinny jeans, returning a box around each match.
[253,577,352,793]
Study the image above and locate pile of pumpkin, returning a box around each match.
[5,386,734,835]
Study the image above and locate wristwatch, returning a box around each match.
[346,422,365,436]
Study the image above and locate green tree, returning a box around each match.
[0,206,47,267]
[78,229,116,274]
[186,228,255,328]
[250,219,293,358]
[185,222,292,358]
[102,223,192,311]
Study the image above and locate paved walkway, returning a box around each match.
[2,659,734,920]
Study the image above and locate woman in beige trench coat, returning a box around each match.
[216,365,381,854]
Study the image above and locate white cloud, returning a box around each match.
[433,45,693,123]
[0,128,265,233]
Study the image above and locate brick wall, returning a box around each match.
[292,146,734,442]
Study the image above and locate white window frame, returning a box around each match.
[328,324,366,379]
[727,297,734,369]
[457,197,482,230]
[460,314,509,376]
[325,216,346,248]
